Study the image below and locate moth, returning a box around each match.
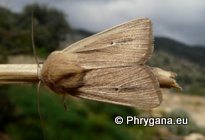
[0,18,179,109]
[40,18,162,109]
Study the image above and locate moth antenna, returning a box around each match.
[31,10,41,79]
[36,82,42,119]
[36,81,46,140]
[32,10,46,140]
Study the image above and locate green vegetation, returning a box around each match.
[3,85,157,140]
[0,4,70,57]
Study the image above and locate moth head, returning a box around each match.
[40,51,85,94]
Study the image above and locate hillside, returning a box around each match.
[148,37,205,95]
[154,37,205,67]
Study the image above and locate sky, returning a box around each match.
[0,0,205,46]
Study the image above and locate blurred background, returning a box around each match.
[0,0,205,140]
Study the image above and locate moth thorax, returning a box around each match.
[40,51,85,94]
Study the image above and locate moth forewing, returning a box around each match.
[41,18,162,109]
[63,18,153,69]
[76,65,162,109]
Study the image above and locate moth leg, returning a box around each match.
[62,94,68,111]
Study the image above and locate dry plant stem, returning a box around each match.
[0,64,181,89]
[0,64,41,84]
[151,67,182,90]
